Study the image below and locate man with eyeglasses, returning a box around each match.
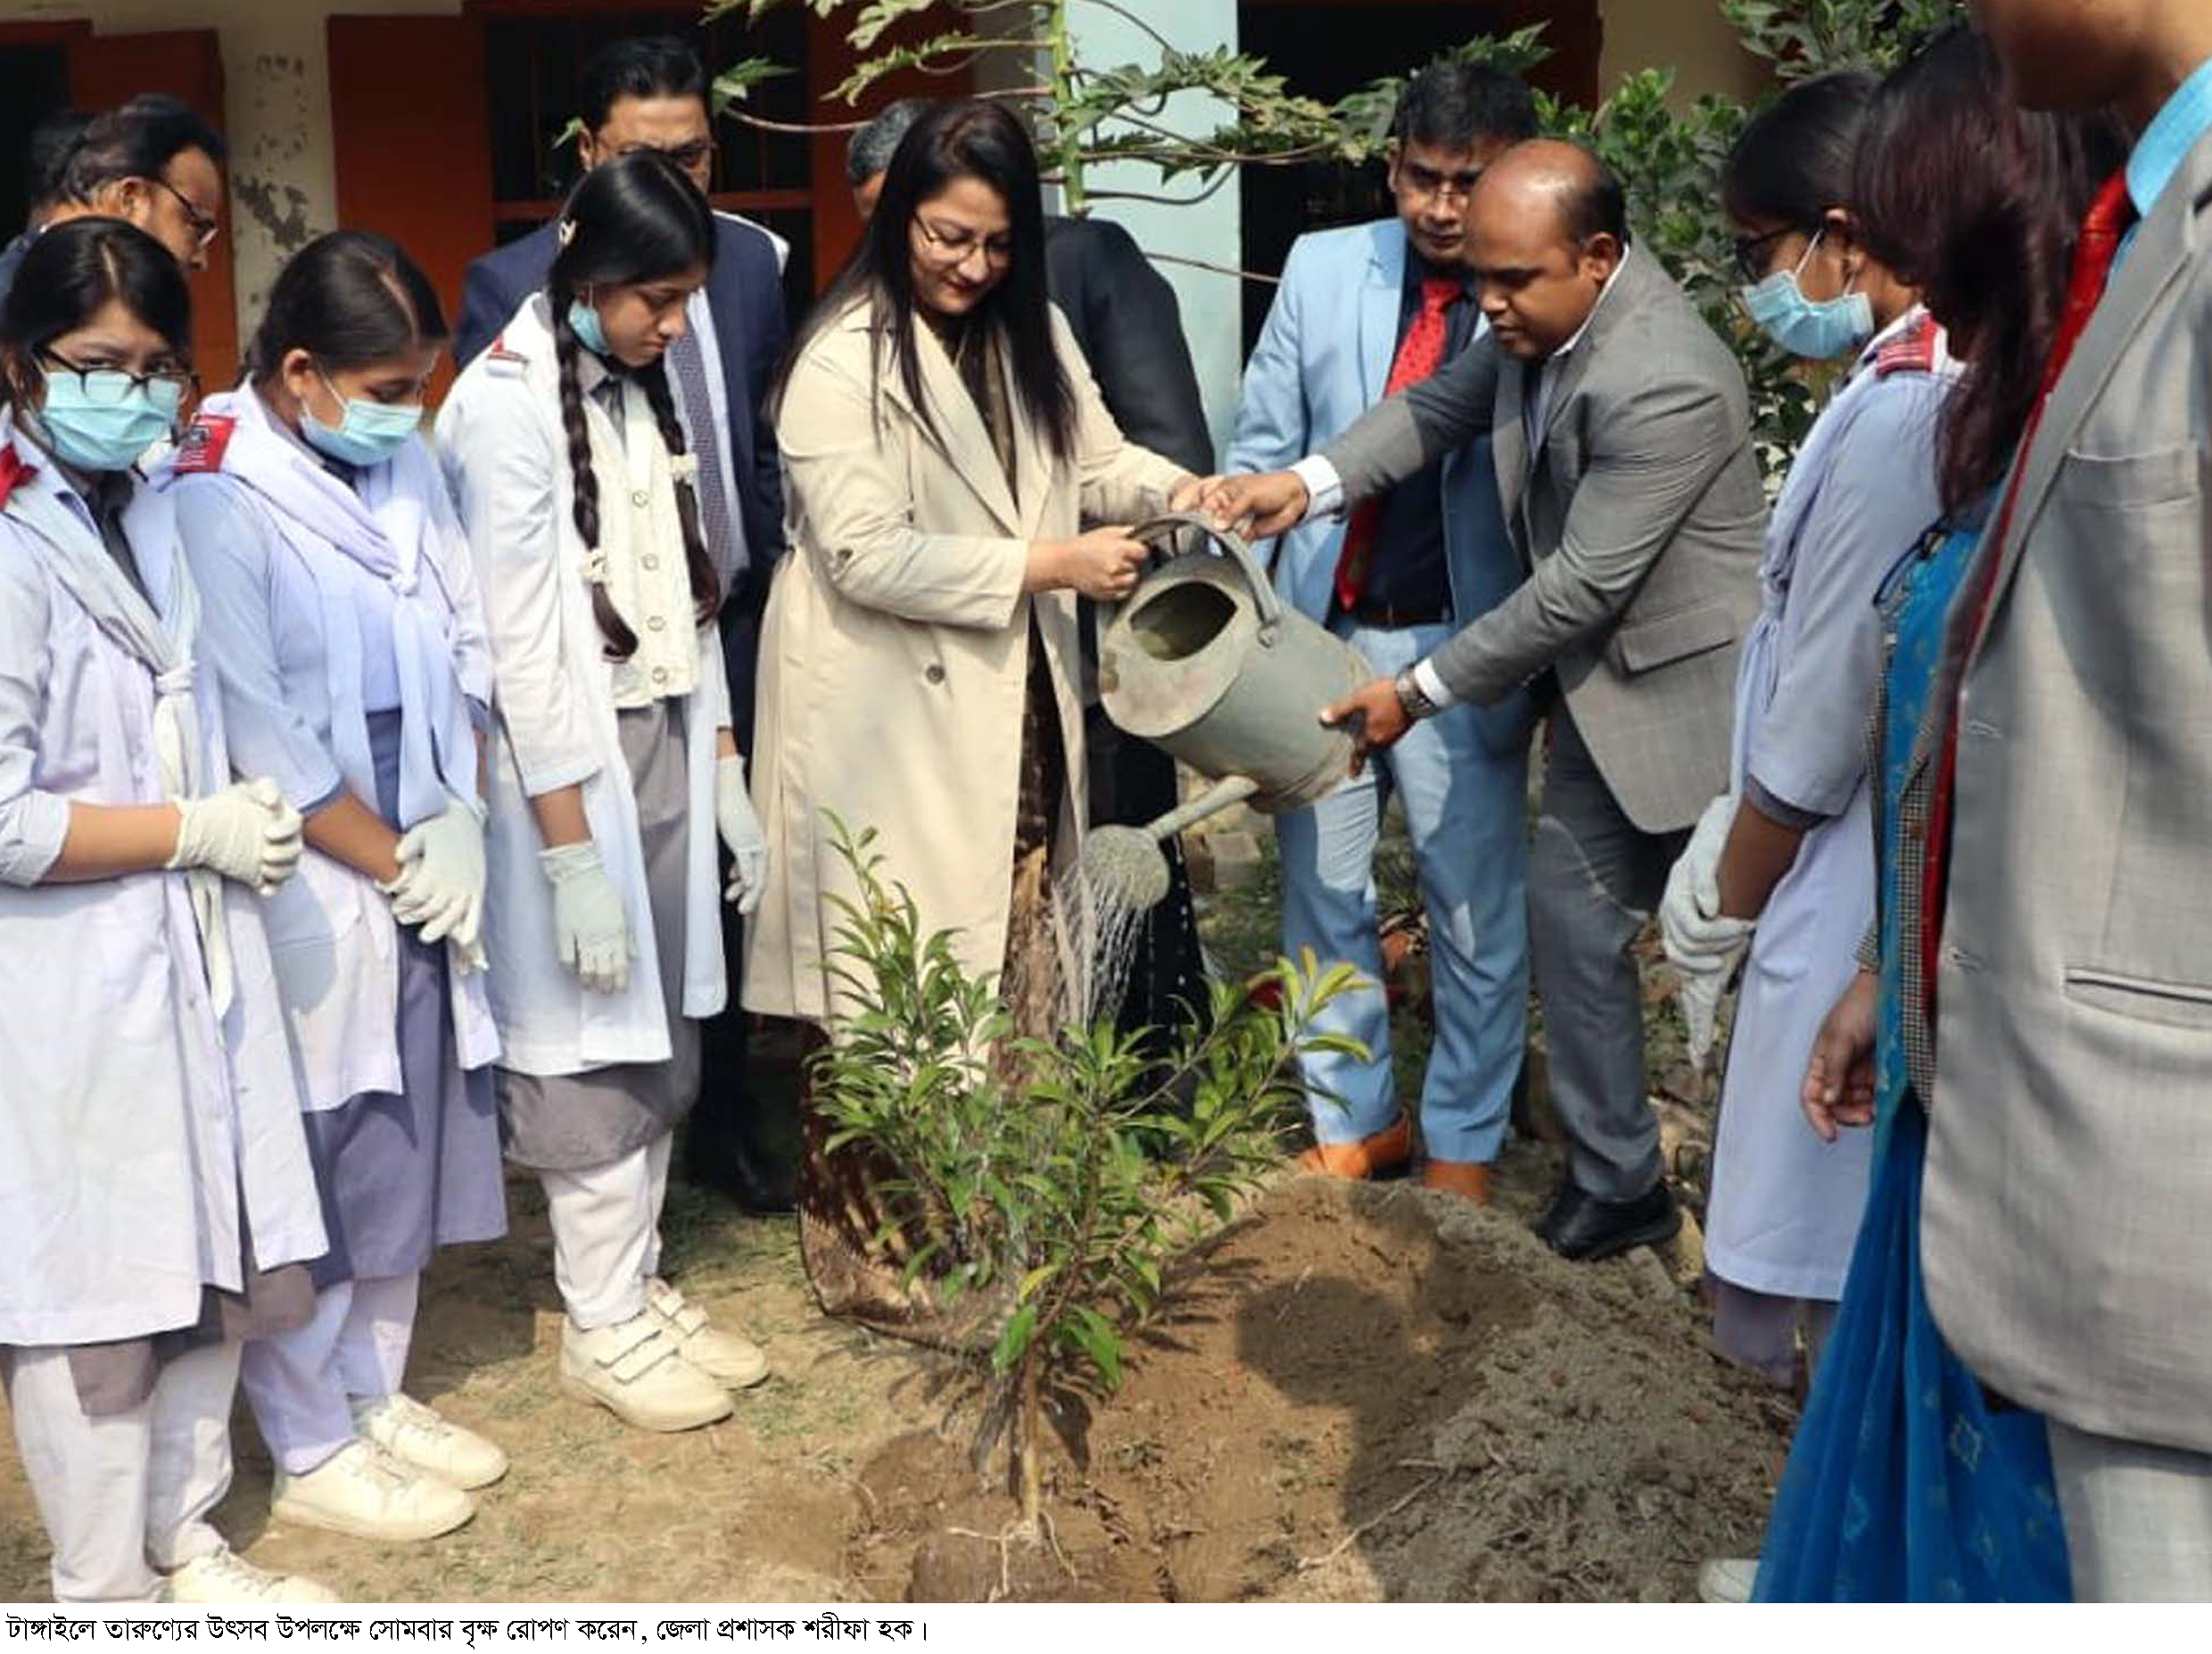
[846,96,1219,1070]
[456,33,796,1215]
[1209,138,1766,1261]
[1222,62,1539,1209]
[0,95,225,306]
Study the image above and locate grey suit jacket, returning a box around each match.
[1322,250,1765,833]
[1919,129,2212,1455]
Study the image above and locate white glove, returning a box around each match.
[384,795,487,950]
[168,778,304,895]
[715,754,768,917]
[1661,793,1754,1072]
[539,840,631,995]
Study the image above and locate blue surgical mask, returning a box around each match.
[37,370,182,472]
[1739,230,1874,360]
[301,370,421,468]
[567,298,611,359]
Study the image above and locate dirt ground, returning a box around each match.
[2,815,1781,1604]
[0,1144,1788,1604]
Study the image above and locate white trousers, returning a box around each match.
[240,1272,419,1476]
[3,1342,238,1602]
[540,1132,673,1330]
[2048,1419,2212,1602]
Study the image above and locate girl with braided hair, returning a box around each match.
[438,150,769,1435]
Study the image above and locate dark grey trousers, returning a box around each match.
[1529,708,1688,1203]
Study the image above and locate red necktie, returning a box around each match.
[1333,276,1462,611]
[1920,170,2136,1017]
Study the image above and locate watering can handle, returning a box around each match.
[1126,512,1287,647]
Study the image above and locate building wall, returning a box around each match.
[1,0,459,329]
[0,0,1767,401]
[1598,0,1768,107]
[1060,0,1242,455]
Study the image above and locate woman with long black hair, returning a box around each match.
[0,218,332,1603]
[746,99,1201,1334]
[169,229,508,1544]
[1661,70,1949,1403]
[438,150,768,1436]
[1749,28,2127,1600]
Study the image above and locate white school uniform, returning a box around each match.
[163,389,502,1113]
[434,293,732,1079]
[166,389,510,1472]
[0,418,326,1600]
[0,418,325,1349]
[1706,311,1957,1314]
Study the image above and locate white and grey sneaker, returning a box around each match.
[1696,1556,1758,1603]
[646,1277,770,1390]
[560,1311,734,1432]
[165,1547,338,1605]
[270,1438,475,1543]
[351,1392,508,1490]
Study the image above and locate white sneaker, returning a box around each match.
[560,1311,734,1432]
[352,1393,508,1490]
[165,1547,339,1605]
[269,1438,476,1542]
[1697,1556,1758,1603]
[646,1277,770,1390]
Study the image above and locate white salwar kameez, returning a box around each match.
[1704,311,1958,1379]
[0,418,325,1600]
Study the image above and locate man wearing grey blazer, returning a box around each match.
[1913,0,2212,1601]
[1209,141,1765,1261]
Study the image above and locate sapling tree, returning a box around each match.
[808,818,1363,1534]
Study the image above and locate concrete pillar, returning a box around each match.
[1598,0,1768,108]
[1058,0,1243,456]
[216,9,342,326]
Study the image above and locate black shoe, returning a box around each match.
[1539,1180,1680,1263]
[1533,1174,1580,1247]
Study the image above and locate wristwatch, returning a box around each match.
[1392,667,1440,723]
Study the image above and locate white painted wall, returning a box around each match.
[1599,0,1768,108]
[0,0,462,336]
[3,0,1746,407]
[1059,0,1242,459]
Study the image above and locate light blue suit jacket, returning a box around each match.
[1226,220,1524,740]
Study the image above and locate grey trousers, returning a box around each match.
[1530,709,1687,1203]
[2048,1419,2212,1601]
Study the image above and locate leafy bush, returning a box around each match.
[716,0,1965,470]
[808,818,1364,1530]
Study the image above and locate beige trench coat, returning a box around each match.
[746,295,1192,1023]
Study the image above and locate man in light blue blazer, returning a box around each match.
[1226,62,1538,1202]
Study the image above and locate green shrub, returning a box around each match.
[807,817,1366,1530]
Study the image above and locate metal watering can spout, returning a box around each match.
[1078,774,1260,912]
[1086,514,1371,913]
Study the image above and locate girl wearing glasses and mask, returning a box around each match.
[437,151,767,1438]
[749,99,1199,1338]
[1657,71,1957,1444]
[166,230,509,1545]
[0,218,334,1604]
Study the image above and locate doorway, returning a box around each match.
[0,42,72,244]
[1234,0,1599,351]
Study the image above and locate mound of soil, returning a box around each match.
[846,1172,1792,1602]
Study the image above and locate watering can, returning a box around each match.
[1082,513,1371,910]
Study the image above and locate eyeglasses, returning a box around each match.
[1399,168,1483,205]
[912,217,1014,270]
[38,348,199,404]
[616,139,716,175]
[144,175,221,252]
[1730,225,1796,285]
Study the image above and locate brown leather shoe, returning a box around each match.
[1420,1160,1493,1204]
[1297,1117,1413,1180]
